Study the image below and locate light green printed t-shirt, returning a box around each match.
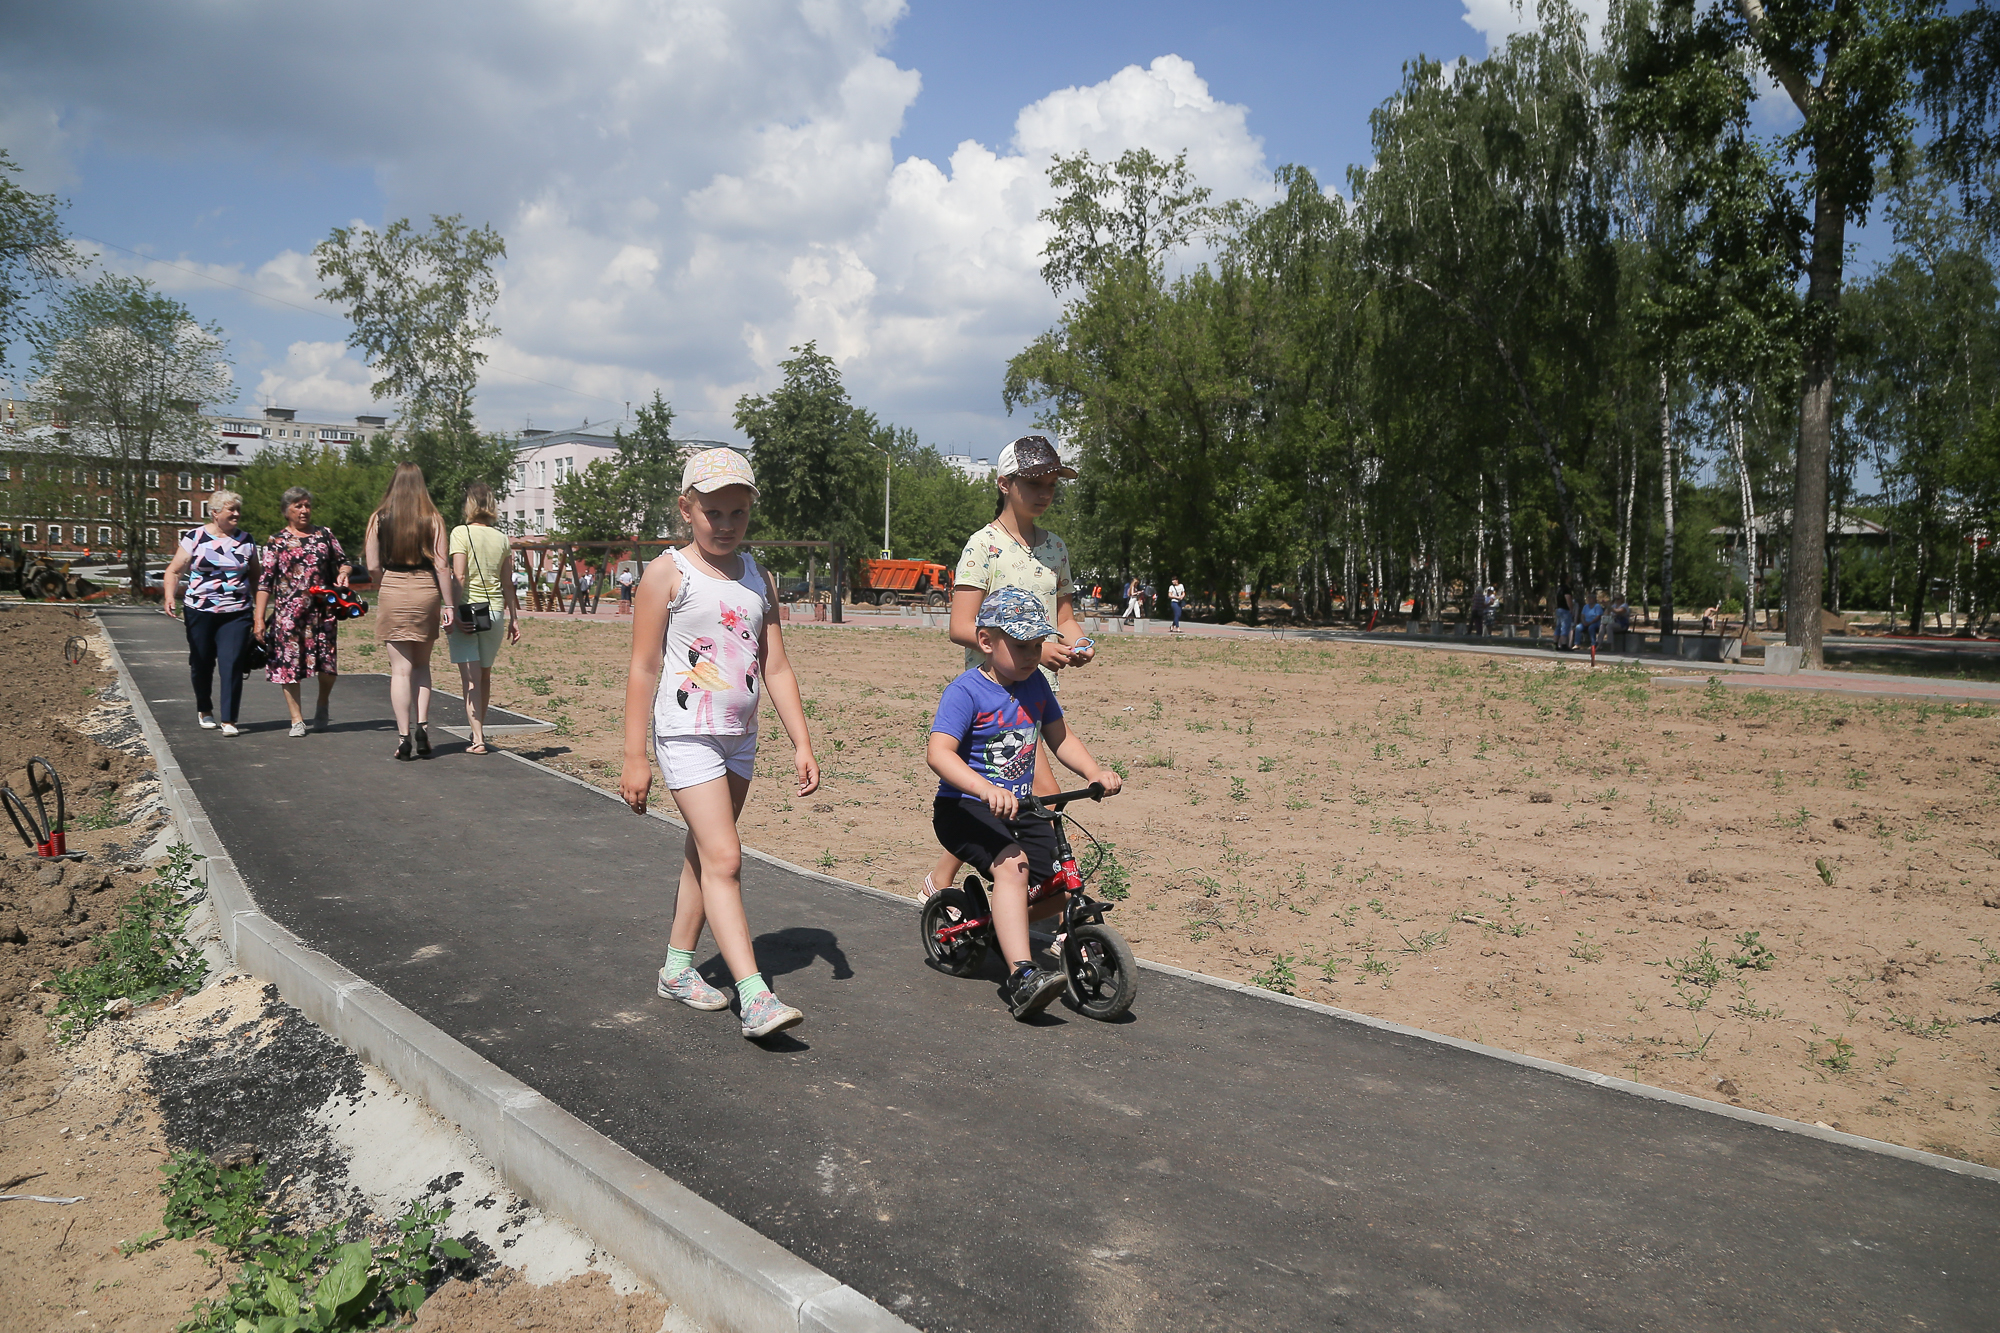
[448,524,509,605]
[954,521,1073,681]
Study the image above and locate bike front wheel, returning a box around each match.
[1062,923,1137,1020]
[920,886,989,977]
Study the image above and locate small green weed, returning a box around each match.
[1656,938,1724,990]
[1399,926,1450,955]
[522,673,554,697]
[1883,1009,1959,1040]
[1814,1035,1855,1073]
[1085,840,1131,901]
[1568,931,1603,963]
[47,845,209,1044]
[816,849,836,869]
[1228,776,1249,803]
[1816,858,1835,886]
[1250,954,1298,994]
[1727,931,1777,971]
[1257,755,1276,773]
[1105,759,1130,780]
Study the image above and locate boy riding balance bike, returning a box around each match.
[922,587,1136,1020]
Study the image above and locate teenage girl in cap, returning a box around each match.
[620,447,821,1040]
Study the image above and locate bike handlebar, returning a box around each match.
[1020,782,1109,817]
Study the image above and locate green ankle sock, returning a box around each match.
[665,947,695,975]
[735,973,770,1003]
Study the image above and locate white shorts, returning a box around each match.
[655,732,757,789]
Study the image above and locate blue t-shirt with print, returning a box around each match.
[931,667,1063,802]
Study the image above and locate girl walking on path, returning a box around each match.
[162,489,259,736]
[919,434,1096,906]
[447,481,522,755]
[254,486,352,738]
[365,463,456,760]
[620,448,820,1040]
[1168,577,1186,632]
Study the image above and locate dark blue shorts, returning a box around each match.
[933,796,1059,886]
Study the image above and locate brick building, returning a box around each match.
[0,401,396,560]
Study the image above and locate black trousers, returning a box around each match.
[185,607,253,722]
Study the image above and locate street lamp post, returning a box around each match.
[872,443,891,558]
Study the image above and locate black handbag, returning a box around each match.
[240,630,269,675]
[457,531,496,632]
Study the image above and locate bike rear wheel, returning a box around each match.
[920,886,989,977]
[1062,923,1137,1020]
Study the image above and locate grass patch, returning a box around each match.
[47,844,209,1044]
[142,1149,471,1332]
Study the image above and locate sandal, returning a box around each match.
[466,742,491,755]
[414,722,432,759]
[916,872,939,907]
[394,734,414,761]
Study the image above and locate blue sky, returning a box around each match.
[2,0,1855,460]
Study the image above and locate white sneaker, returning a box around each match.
[220,723,240,737]
[288,721,308,738]
[198,714,218,730]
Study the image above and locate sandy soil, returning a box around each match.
[465,617,2000,1167]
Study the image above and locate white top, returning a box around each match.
[653,548,772,738]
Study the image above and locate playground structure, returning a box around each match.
[513,538,847,620]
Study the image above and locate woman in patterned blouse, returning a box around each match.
[254,486,353,738]
[161,489,259,736]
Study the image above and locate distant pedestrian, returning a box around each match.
[1169,577,1186,631]
[620,447,820,1040]
[1581,592,1605,652]
[162,489,259,737]
[617,564,636,615]
[447,481,521,755]
[1611,593,1631,645]
[1482,585,1500,635]
[254,487,352,737]
[1555,584,1575,651]
[365,463,456,760]
[1122,577,1143,622]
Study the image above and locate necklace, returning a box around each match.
[995,516,1039,555]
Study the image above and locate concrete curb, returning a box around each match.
[502,730,2000,1188]
[94,613,915,1333]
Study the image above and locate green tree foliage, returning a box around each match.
[30,275,232,591]
[312,215,505,429]
[551,391,687,541]
[550,457,634,542]
[402,412,518,523]
[1846,168,2000,631]
[1618,0,1998,663]
[998,0,1999,638]
[237,436,397,549]
[0,150,79,370]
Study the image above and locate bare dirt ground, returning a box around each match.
[1,608,673,1332]
[468,617,2000,1168]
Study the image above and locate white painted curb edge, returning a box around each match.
[500,720,2000,1188]
[96,614,915,1333]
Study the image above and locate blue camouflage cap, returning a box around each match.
[975,586,1055,641]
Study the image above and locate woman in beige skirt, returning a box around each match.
[364,463,456,760]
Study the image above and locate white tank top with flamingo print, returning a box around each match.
[653,547,771,738]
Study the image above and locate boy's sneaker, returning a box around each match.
[656,965,729,1011]
[1002,965,1067,1020]
[739,990,804,1039]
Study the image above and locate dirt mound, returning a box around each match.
[413,1270,667,1333]
[0,609,150,795]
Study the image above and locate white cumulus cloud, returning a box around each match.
[3,3,1270,448]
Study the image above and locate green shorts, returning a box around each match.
[447,603,506,668]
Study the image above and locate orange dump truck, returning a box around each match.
[855,558,953,607]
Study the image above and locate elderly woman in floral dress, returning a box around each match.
[254,485,352,738]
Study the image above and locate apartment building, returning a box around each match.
[503,427,737,536]
[0,401,395,557]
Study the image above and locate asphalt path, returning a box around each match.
[103,608,2000,1332]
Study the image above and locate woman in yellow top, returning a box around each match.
[447,481,522,755]
[920,434,1097,904]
